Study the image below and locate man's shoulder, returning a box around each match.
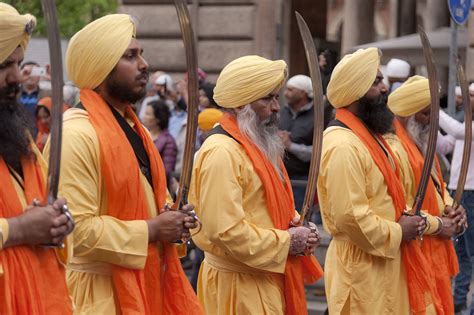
[323,126,360,146]
[62,108,97,141]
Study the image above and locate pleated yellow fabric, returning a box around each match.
[0,3,36,63]
[327,47,381,108]
[66,14,136,89]
[213,55,287,108]
[388,75,430,117]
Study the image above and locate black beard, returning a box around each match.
[0,87,33,170]
[106,70,148,104]
[356,94,394,135]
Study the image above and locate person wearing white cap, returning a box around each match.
[452,83,474,123]
[278,74,314,211]
[386,58,410,93]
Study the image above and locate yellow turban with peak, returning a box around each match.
[198,108,223,131]
[327,47,381,108]
[388,75,430,117]
[0,3,36,63]
[213,55,287,108]
[66,14,136,89]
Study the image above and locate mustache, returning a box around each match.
[136,72,149,81]
[262,113,280,127]
[0,84,20,99]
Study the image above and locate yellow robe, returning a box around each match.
[44,108,172,315]
[189,134,291,315]
[317,126,410,314]
[385,133,454,213]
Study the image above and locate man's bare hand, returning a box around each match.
[445,205,467,232]
[399,214,426,241]
[147,203,198,242]
[5,197,73,247]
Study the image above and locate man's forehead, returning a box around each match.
[125,38,141,51]
[3,46,24,64]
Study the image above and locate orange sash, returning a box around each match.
[80,89,202,314]
[336,108,443,315]
[394,118,458,314]
[0,153,72,314]
[220,113,323,315]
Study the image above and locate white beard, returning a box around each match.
[236,105,285,176]
[406,116,429,156]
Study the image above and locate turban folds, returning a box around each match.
[198,108,223,131]
[388,75,430,117]
[287,74,313,98]
[66,14,136,89]
[213,55,287,108]
[0,3,36,63]
[327,47,381,108]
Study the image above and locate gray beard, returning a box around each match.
[236,105,285,176]
[406,116,429,156]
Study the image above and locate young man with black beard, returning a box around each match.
[317,47,442,314]
[386,75,466,314]
[0,3,74,314]
[43,14,202,314]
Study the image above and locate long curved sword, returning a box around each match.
[413,26,440,216]
[295,12,324,228]
[453,60,472,208]
[172,0,201,236]
[41,0,63,205]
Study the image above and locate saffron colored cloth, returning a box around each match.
[317,109,441,314]
[0,144,72,314]
[190,113,322,315]
[44,89,201,315]
[388,119,458,314]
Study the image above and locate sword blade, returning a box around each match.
[413,26,440,215]
[173,0,199,209]
[295,12,325,225]
[41,0,64,204]
[453,60,472,206]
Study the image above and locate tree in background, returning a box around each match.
[5,0,118,38]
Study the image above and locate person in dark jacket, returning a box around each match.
[278,74,314,211]
[143,99,177,175]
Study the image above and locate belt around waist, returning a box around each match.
[204,253,268,275]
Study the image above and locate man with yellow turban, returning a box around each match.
[386,75,466,314]
[188,55,323,314]
[43,14,202,314]
[0,3,74,314]
[317,47,444,314]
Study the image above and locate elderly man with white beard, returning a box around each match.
[386,75,467,314]
[188,55,323,315]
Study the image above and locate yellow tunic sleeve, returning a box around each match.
[0,218,8,251]
[44,111,149,270]
[321,139,402,258]
[192,142,290,273]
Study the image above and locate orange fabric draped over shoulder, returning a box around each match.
[219,112,323,315]
[394,118,458,314]
[335,108,443,315]
[79,89,202,315]
[0,154,72,314]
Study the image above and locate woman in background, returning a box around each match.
[143,99,178,175]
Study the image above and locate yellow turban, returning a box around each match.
[0,3,36,63]
[388,75,430,117]
[213,55,287,108]
[327,47,381,108]
[198,108,223,131]
[66,14,136,89]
